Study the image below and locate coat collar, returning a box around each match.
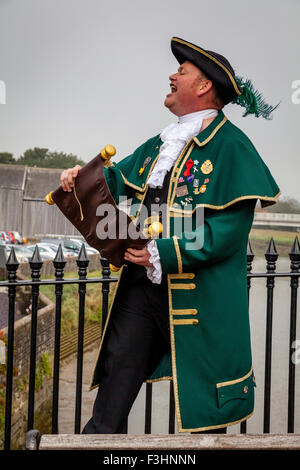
[193,110,227,147]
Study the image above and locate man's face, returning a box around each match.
[164,61,206,116]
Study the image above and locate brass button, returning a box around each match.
[148,221,163,236]
[243,385,248,394]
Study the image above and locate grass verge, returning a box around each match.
[40,269,119,336]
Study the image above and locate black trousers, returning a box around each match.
[82,264,227,434]
[82,265,171,434]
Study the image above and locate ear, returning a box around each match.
[197,79,213,97]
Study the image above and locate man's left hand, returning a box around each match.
[124,247,153,267]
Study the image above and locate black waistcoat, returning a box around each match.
[121,169,173,287]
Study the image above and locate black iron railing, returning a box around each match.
[0,236,299,450]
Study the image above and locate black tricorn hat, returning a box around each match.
[171,36,242,105]
[171,36,279,118]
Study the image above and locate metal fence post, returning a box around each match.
[27,246,43,431]
[288,236,300,433]
[263,238,278,433]
[74,244,89,434]
[4,248,19,450]
[52,245,66,434]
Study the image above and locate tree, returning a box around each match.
[0,152,16,164]
[266,196,300,214]
[16,147,85,169]
[17,148,49,167]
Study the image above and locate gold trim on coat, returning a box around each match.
[120,153,160,193]
[216,367,253,389]
[172,319,199,325]
[120,171,146,192]
[167,274,183,430]
[170,283,196,290]
[170,211,193,218]
[181,411,254,433]
[166,141,196,238]
[169,273,195,279]
[135,192,143,200]
[173,235,183,274]
[193,116,228,147]
[170,191,282,214]
[171,308,198,316]
[145,376,173,384]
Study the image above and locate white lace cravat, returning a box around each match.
[146,109,218,283]
[147,109,218,189]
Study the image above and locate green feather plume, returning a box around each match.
[232,76,280,119]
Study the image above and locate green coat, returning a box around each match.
[90,110,280,432]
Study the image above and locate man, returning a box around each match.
[60,37,280,433]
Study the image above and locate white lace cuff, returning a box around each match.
[145,239,162,284]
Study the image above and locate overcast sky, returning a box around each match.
[0,0,299,200]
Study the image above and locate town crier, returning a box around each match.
[60,37,280,433]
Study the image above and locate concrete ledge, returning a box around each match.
[37,434,300,450]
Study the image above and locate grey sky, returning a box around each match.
[0,0,299,200]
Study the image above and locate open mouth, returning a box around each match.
[170,83,177,93]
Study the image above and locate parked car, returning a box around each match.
[69,238,99,255]
[5,244,35,262]
[11,231,24,244]
[0,231,11,244]
[40,238,97,256]
[26,243,74,260]
[5,232,16,244]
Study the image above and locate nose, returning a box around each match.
[169,72,178,81]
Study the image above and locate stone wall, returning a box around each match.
[0,286,55,449]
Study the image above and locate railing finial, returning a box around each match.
[6,246,19,270]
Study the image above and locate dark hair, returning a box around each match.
[197,69,224,110]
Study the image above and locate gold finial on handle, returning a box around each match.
[109,263,121,272]
[45,191,55,205]
[100,144,116,161]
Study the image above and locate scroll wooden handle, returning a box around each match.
[100,144,116,161]
[45,144,117,204]
[45,191,55,205]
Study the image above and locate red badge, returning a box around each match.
[184,158,194,177]
[204,178,210,183]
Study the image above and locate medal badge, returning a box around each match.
[200,160,213,175]
[139,156,152,176]
[175,184,189,197]
[183,158,194,177]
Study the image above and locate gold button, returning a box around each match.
[148,221,163,236]
[243,385,248,394]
